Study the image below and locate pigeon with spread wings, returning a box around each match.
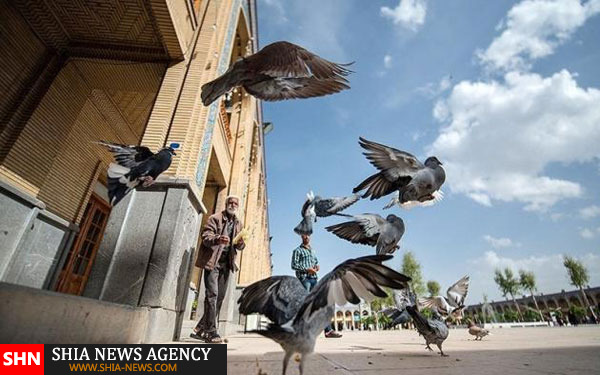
[201,41,352,105]
[96,141,179,206]
[325,213,405,255]
[353,137,445,209]
[293,191,360,235]
[238,255,410,375]
[419,276,470,319]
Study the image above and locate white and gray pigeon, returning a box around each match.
[201,41,352,106]
[353,137,445,209]
[96,141,179,206]
[381,288,415,327]
[419,276,470,319]
[238,255,411,375]
[325,213,405,255]
[406,304,450,357]
[293,191,360,235]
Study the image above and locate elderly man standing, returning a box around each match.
[291,234,342,338]
[192,195,245,343]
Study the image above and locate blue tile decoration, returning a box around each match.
[195,0,242,192]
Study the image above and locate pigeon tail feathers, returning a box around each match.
[201,72,237,106]
[293,217,313,235]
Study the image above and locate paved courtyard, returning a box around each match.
[198,326,600,375]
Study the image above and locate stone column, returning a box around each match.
[84,179,206,342]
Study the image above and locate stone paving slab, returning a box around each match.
[179,326,600,375]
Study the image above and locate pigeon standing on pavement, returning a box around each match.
[406,304,450,357]
[467,320,490,340]
[238,255,411,375]
[293,191,360,235]
[96,141,180,206]
[419,276,470,319]
[201,41,352,106]
[325,213,405,255]
[353,137,445,209]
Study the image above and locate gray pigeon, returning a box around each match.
[238,255,411,375]
[325,213,405,255]
[201,41,352,106]
[353,137,445,209]
[419,276,469,319]
[293,191,360,235]
[406,305,450,356]
[380,288,415,327]
[96,141,180,206]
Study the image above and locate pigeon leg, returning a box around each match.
[142,176,155,187]
[299,354,307,375]
[437,344,448,357]
[281,351,291,375]
[425,344,433,352]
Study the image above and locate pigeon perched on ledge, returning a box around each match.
[201,41,353,105]
[238,255,410,375]
[325,213,405,255]
[419,276,469,319]
[293,191,359,235]
[353,137,445,209]
[96,141,179,206]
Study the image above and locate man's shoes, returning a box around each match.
[189,331,205,341]
[204,333,224,343]
[325,330,342,338]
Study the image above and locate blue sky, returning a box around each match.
[257,0,600,304]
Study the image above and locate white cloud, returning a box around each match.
[580,205,600,219]
[429,69,600,211]
[483,235,516,248]
[380,0,427,31]
[384,55,393,69]
[468,251,600,303]
[579,226,600,239]
[261,0,289,23]
[417,75,453,97]
[478,0,600,71]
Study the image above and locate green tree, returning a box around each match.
[563,256,597,321]
[427,280,441,297]
[494,268,523,321]
[401,251,426,297]
[519,270,543,321]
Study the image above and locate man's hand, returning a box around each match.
[218,235,230,245]
[314,265,320,272]
[306,267,316,275]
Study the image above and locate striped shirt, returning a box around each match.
[291,245,319,279]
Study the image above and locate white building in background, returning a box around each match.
[334,301,374,331]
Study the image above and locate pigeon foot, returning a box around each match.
[142,176,155,187]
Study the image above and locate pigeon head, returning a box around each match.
[424,156,443,167]
[386,214,401,223]
[166,142,180,155]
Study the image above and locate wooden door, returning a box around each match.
[56,193,110,295]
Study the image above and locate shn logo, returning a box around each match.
[3,352,41,366]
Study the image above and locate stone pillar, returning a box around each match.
[84,179,206,343]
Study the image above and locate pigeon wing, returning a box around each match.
[238,276,308,325]
[244,41,352,81]
[325,214,384,246]
[359,137,424,180]
[418,296,450,315]
[294,255,410,323]
[96,141,154,168]
[315,194,360,216]
[446,275,469,308]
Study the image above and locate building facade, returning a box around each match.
[0,0,270,343]
[464,287,600,320]
[334,302,374,331]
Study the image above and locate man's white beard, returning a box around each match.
[226,208,237,216]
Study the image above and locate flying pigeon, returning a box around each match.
[238,255,410,375]
[380,288,415,328]
[419,276,470,319]
[467,320,490,340]
[201,41,352,106]
[325,213,405,255]
[293,191,360,235]
[96,141,180,206]
[353,137,445,209]
[406,305,450,357]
